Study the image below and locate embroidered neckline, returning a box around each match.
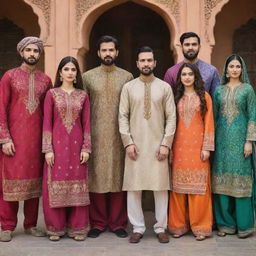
[100,64,116,72]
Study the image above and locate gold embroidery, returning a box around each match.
[3,178,42,201]
[47,167,89,207]
[144,83,151,120]
[221,85,242,124]
[172,168,208,195]
[42,131,53,153]
[169,225,189,236]
[82,133,91,153]
[52,89,86,134]
[212,173,252,197]
[24,72,40,114]
[178,94,200,128]
[202,133,214,151]
[246,121,256,141]
[192,227,212,236]
[67,226,90,237]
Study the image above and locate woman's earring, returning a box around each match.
[74,79,77,84]
[60,76,63,82]
[226,73,229,78]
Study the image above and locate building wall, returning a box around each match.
[0,0,256,80]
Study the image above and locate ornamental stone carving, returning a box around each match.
[26,0,51,35]
[204,0,226,42]
[75,0,180,29]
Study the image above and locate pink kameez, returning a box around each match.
[0,67,51,231]
[0,67,52,201]
[42,88,91,236]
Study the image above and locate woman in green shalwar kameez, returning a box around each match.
[212,54,256,238]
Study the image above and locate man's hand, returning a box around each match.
[2,142,15,156]
[156,145,169,161]
[126,144,139,161]
[201,150,210,161]
[45,152,54,167]
[80,152,89,164]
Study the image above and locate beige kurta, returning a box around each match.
[82,65,133,193]
[119,77,176,191]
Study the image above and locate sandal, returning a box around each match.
[172,234,181,238]
[195,235,206,241]
[217,231,226,237]
[74,235,85,241]
[49,235,60,241]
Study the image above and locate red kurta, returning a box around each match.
[42,88,91,208]
[0,67,52,201]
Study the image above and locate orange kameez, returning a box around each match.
[168,92,214,237]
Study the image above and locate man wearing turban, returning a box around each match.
[0,37,52,242]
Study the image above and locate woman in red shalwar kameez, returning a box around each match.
[42,56,91,241]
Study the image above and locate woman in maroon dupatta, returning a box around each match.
[42,56,91,241]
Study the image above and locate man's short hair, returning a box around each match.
[97,35,119,50]
[137,46,154,60]
[180,32,201,45]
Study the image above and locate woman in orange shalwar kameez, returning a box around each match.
[168,63,214,241]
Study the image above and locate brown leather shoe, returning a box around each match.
[157,232,169,243]
[129,232,143,243]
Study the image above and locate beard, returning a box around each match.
[100,55,116,66]
[140,67,154,76]
[22,56,40,66]
[183,50,199,61]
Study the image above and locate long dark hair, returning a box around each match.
[54,56,83,90]
[175,63,207,117]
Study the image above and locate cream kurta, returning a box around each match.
[82,65,133,193]
[119,77,176,191]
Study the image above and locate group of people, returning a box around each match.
[0,32,255,244]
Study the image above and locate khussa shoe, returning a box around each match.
[129,232,143,243]
[113,228,128,238]
[0,230,12,242]
[24,227,46,237]
[156,232,169,243]
[87,228,105,238]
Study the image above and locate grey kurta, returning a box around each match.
[82,65,133,193]
[119,77,176,191]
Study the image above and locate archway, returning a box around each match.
[0,0,43,78]
[84,2,174,79]
[233,19,256,87]
[212,0,256,81]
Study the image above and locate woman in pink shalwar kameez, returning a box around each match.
[42,56,91,241]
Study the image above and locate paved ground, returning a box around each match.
[0,201,255,256]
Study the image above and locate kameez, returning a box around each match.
[212,82,256,235]
[0,67,51,231]
[82,65,133,231]
[168,92,214,237]
[42,88,91,236]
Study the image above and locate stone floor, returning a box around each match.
[0,201,255,256]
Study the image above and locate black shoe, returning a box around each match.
[113,228,128,238]
[87,228,104,238]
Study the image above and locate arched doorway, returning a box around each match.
[0,19,24,78]
[85,2,174,79]
[212,0,256,80]
[0,0,43,78]
[233,19,256,87]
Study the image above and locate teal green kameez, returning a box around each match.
[212,57,256,237]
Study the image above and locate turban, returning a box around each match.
[17,36,44,53]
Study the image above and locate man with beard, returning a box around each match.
[164,32,220,96]
[82,35,133,238]
[0,37,52,242]
[119,46,176,243]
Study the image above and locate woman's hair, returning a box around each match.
[54,56,83,90]
[175,62,207,117]
[222,54,243,84]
